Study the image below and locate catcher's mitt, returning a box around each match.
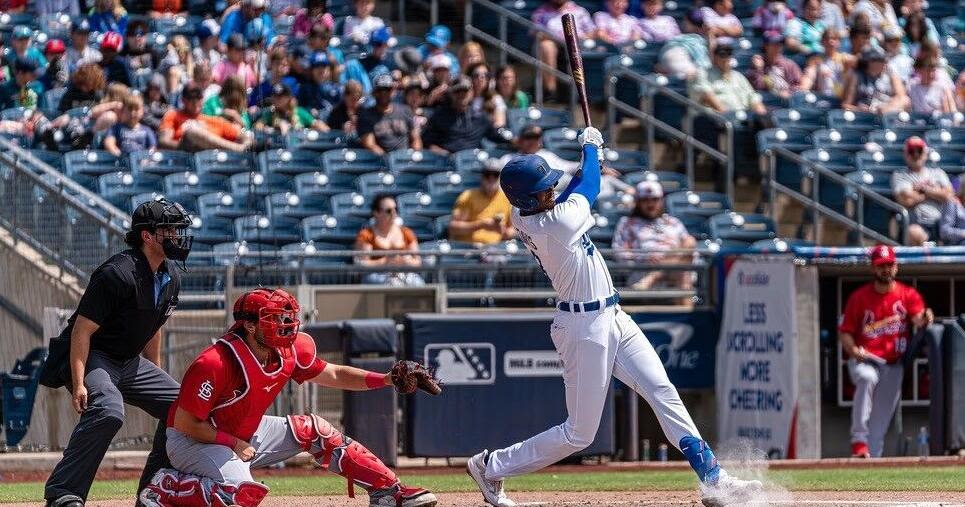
[390,360,442,395]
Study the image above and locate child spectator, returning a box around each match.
[142,73,170,131]
[255,83,328,135]
[701,0,744,41]
[293,0,334,39]
[67,20,100,70]
[88,0,128,35]
[298,52,342,117]
[41,39,69,91]
[213,34,257,89]
[0,58,45,109]
[104,94,156,156]
[342,0,385,45]
[203,75,251,129]
[785,0,825,54]
[192,21,222,68]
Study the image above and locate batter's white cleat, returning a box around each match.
[699,469,763,507]
[466,450,516,507]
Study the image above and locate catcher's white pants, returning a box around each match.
[485,307,701,480]
[848,359,904,457]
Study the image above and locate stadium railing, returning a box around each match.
[605,66,736,202]
[763,146,909,246]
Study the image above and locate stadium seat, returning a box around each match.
[211,241,276,266]
[868,127,931,149]
[163,171,224,202]
[666,191,733,220]
[322,148,386,184]
[64,150,125,189]
[433,214,453,239]
[196,191,250,220]
[757,127,814,191]
[882,111,948,129]
[387,149,452,178]
[827,109,882,132]
[708,212,777,245]
[129,150,193,178]
[151,14,201,37]
[800,148,856,213]
[770,107,826,131]
[96,172,138,208]
[329,192,372,218]
[623,170,689,194]
[932,149,965,175]
[397,191,449,219]
[601,148,649,174]
[285,129,347,152]
[844,170,904,238]
[679,214,709,240]
[191,216,235,245]
[789,91,841,110]
[301,214,366,245]
[812,128,871,152]
[424,171,474,209]
[506,107,570,135]
[234,215,301,245]
[259,148,323,177]
[279,241,351,267]
[130,192,167,212]
[193,150,254,179]
[856,149,907,172]
[452,148,510,173]
[266,192,323,220]
[926,128,965,152]
[28,149,64,170]
[604,51,658,110]
[541,128,582,161]
[228,171,286,198]
[356,170,420,196]
[647,74,688,133]
[293,172,351,207]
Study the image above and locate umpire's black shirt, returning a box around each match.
[57,248,180,361]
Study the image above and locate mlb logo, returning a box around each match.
[424,343,496,385]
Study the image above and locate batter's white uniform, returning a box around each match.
[484,193,702,479]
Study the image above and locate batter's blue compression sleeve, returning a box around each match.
[556,144,601,206]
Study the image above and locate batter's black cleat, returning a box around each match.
[46,495,84,507]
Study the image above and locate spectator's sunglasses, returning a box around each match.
[377,206,398,214]
[481,171,500,179]
[472,71,492,80]
[906,148,924,156]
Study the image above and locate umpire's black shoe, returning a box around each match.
[46,495,84,507]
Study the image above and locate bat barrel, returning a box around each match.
[560,13,592,127]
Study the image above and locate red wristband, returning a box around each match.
[214,430,237,448]
[365,372,387,389]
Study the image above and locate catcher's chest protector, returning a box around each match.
[210,335,297,441]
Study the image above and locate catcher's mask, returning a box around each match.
[128,198,194,269]
[232,288,301,348]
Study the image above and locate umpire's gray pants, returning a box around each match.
[45,350,180,503]
[166,416,305,484]
[848,359,904,457]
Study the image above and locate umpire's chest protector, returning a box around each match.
[209,335,297,441]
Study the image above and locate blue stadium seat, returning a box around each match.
[0,347,47,447]
[279,241,351,267]
[666,191,733,219]
[228,171,287,198]
[163,171,224,202]
[64,150,125,189]
[285,129,347,152]
[800,148,855,213]
[301,214,366,245]
[151,14,202,37]
[868,127,931,149]
[750,238,814,252]
[452,148,510,173]
[604,50,659,110]
[259,148,323,176]
[844,170,903,238]
[193,150,254,179]
[28,149,64,170]
[329,192,372,218]
[424,171,474,210]
[293,172,351,206]
[97,172,138,208]
[387,149,452,178]
[770,107,827,131]
[129,150,193,178]
[623,170,689,194]
[266,192,324,221]
[856,149,907,172]
[434,214,452,239]
[601,148,649,174]
[647,74,688,133]
[191,216,235,245]
[196,191,249,220]
[926,128,965,152]
[322,148,386,184]
[882,111,942,129]
[827,109,882,132]
[130,192,167,213]
[356,171,419,196]
[397,191,451,219]
[812,128,871,152]
[679,215,709,240]
[185,241,213,267]
[789,91,842,110]
[708,212,777,245]
[211,241,276,266]
[506,107,570,135]
[234,215,301,244]
[932,149,965,175]
[943,50,965,72]
[541,127,582,161]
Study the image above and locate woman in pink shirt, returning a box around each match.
[212,34,257,89]
[593,0,644,46]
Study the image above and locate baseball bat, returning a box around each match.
[561,13,592,128]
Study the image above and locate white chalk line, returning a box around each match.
[511,502,965,507]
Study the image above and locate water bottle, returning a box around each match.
[918,426,929,457]
[657,443,669,462]
[642,439,651,461]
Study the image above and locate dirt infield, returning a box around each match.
[6,491,965,507]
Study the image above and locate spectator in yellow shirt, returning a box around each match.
[448,163,515,244]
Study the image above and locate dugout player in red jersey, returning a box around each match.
[837,245,933,458]
[139,288,438,507]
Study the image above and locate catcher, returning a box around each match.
[139,288,441,507]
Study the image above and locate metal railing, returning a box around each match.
[764,146,909,246]
[0,137,130,279]
[605,66,736,201]
[465,0,578,109]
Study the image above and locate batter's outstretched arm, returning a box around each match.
[556,144,601,206]
[310,363,391,391]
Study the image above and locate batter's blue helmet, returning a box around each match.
[500,155,564,211]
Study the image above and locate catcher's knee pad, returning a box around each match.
[139,468,269,507]
[288,414,399,498]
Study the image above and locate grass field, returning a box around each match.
[2,466,964,503]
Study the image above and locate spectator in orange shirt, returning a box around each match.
[157,82,253,152]
[354,194,424,286]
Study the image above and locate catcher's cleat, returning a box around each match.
[369,484,437,507]
[466,450,516,507]
[851,441,871,458]
[699,469,763,507]
[45,496,84,507]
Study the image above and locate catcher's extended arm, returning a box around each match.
[390,360,442,395]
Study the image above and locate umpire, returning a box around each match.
[39,198,193,507]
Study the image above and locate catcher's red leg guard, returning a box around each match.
[288,414,400,498]
[139,469,270,507]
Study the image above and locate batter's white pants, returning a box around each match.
[485,307,701,480]
[848,359,904,457]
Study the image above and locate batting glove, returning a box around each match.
[578,127,604,148]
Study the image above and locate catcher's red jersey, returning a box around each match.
[838,282,925,364]
[168,331,327,441]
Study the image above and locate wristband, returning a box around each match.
[214,430,238,448]
[365,372,387,389]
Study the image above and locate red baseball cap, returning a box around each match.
[905,136,927,153]
[100,31,123,52]
[45,39,66,55]
[869,244,896,266]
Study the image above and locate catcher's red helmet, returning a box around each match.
[232,288,301,348]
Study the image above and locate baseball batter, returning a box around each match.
[139,288,440,507]
[466,127,761,507]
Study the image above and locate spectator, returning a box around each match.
[819,0,847,38]
[0,0,26,12]
[213,34,256,89]
[425,53,454,107]
[939,185,965,245]
[785,0,826,54]
[800,29,853,96]
[657,8,710,80]
[202,75,252,129]
[97,32,133,86]
[899,0,938,53]
[354,194,424,286]
[326,79,363,135]
[494,65,530,109]
[850,0,899,43]
[191,62,220,101]
[637,0,681,43]
[298,52,341,117]
[43,80,126,149]
[36,0,79,18]
[847,20,874,58]
[594,0,645,46]
[104,94,155,156]
[358,26,393,78]
[58,63,106,112]
[87,0,128,35]
[220,0,274,46]
[149,0,185,18]
[751,0,795,40]
[891,137,954,245]
[41,39,69,91]
[250,49,299,107]
[0,58,45,109]
[458,41,485,72]
[122,19,155,72]
[700,0,744,41]
[342,0,385,45]
[142,73,171,131]
[403,81,428,130]
[358,73,421,154]
[957,71,965,113]
[292,0,333,39]
[255,83,328,135]
[532,0,596,98]
[882,26,913,81]
[838,244,932,458]
[798,50,833,95]
[690,43,767,115]
[612,181,696,298]
[158,82,253,152]
[449,163,514,245]
[159,35,194,95]
[748,33,802,98]
[908,58,958,114]
[66,20,100,70]
[842,45,909,114]
[393,47,424,85]
[421,24,460,76]
[423,76,510,154]
[467,62,507,128]
[7,26,48,73]
[192,21,222,68]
